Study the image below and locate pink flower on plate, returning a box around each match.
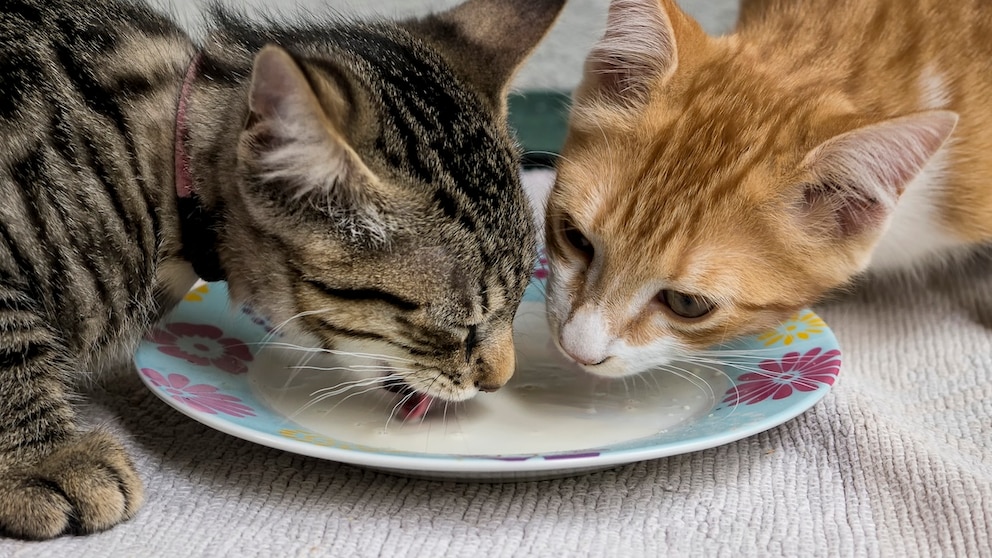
[533,249,549,280]
[141,368,256,417]
[147,323,254,374]
[723,347,841,406]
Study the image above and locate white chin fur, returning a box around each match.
[546,282,683,378]
[584,338,682,378]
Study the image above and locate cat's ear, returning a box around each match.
[246,45,391,244]
[583,0,701,104]
[403,0,566,111]
[797,111,958,239]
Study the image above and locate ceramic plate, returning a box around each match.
[134,257,841,481]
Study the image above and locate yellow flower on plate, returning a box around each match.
[757,311,826,347]
[184,283,210,302]
[279,428,338,448]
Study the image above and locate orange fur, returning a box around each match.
[545,0,991,375]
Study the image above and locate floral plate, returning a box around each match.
[135,259,841,481]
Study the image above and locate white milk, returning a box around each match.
[248,301,729,456]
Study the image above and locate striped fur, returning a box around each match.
[0,0,563,539]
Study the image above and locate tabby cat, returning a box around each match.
[0,0,563,539]
[545,0,986,376]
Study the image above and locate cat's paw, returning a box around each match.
[0,430,143,540]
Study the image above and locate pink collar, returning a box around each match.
[175,53,200,199]
[174,52,225,283]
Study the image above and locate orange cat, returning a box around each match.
[544,0,992,376]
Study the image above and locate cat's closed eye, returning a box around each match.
[557,214,594,262]
[658,290,716,321]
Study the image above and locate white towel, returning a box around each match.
[3,171,990,557]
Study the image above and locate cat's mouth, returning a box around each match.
[383,380,435,421]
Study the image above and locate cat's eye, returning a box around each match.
[560,217,594,260]
[659,290,716,320]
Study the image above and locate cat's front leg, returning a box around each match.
[0,289,142,540]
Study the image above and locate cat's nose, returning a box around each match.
[474,380,504,393]
[470,327,516,392]
[559,308,610,366]
[561,347,608,367]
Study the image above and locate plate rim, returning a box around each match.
[135,363,830,472]
[135,281,841,475]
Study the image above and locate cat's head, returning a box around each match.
[216,0,565,404]
[545,0,956,377]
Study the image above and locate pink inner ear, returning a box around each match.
[802,181,887,237]
[584,0,678,101]
[249,46,320,125]
[586,58,636,99]
[800,110,958,238]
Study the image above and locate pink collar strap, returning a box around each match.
[175,53,200,199]
[174,52,225,282]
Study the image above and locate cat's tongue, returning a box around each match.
[400,392,434,421]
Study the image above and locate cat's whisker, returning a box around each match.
[304,384,386,409]
[641,370,665,394]
[668,356,740,391]
[324,383,397,411]
[414,374,443,429]
[632,372,652,394]
[522,149,566,165]
[662,360,742,420]
[288,381,387,421]
[264,308,331,343]
[289,364,413,373]
[530,279,550,298]
[676,352,776,368]
[383,376,438,429]
[656,364,716,402]
[521,161,557,173]
[674,354,761,372]
[266,339,326,403]
[246,341,414,363]
[694,345,805,356]
[308,375,394,397]
[384,372,440,429]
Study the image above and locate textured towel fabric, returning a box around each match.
[2,171,991,557]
